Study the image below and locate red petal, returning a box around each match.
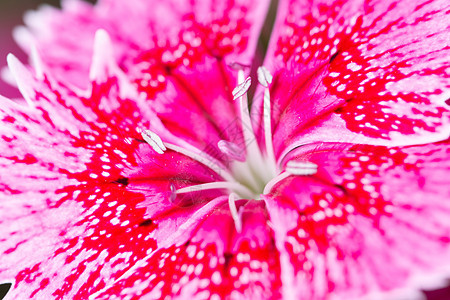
[17,0,271,161]
[0,58,229,298]
[17,0,269,88]
[263,140,450,299]
[256,0,449,156]
[0,94,155,298]
[93,200,282,299]
[147,57,246,160]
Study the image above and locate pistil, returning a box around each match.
[263,161,318,194]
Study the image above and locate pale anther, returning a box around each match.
[142,130,166,154]
[169,183,177,202]
[257,66,273,88]
[286,161,318,176]
[232,76,251,100]
[218,140,245,162]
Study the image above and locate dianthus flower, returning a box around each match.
[0,0,449,299]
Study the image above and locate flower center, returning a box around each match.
[141,66,317,229]
[223,67,278,198]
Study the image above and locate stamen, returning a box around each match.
[218,140,245,162]
[141,127,235,182]
[257,66,277,176]
[141,130,166,154]
[286,161,318,175]
[262,162,318,194]
[164,142,235,182]
[228,193,243,233]
[141,66,303,201]
[176,181,254,199]
[169,183,177,203]
[263,172,291,195]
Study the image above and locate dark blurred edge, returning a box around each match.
[424,281,450,300]
[0,0,95,97]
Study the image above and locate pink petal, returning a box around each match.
[16,0,270,87]
[93,200,281,299]
[263,140,450,299]
[0,94,153,298]
[17,0,271,162]
[146,57,247,160]
[0,56,231,298]
[255,0,449,157]
[3,1,450,299]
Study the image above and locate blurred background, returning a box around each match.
[0,0,450,299]
[0,0,94,98]
[0,0,61,98]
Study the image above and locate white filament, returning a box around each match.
[263,171,291,195]
[140,66,319,203]
[176,181,254,199]
[228,193,243,233]
[164,142,235,182]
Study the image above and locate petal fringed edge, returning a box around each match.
[16,0,275,162]
[15,0,271,88]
